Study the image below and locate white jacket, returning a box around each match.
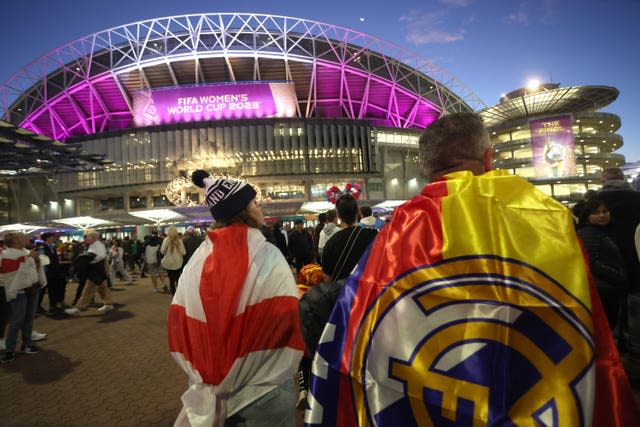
[0,247,47,301]
[318,222,340,256]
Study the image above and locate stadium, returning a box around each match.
[0,12,483,232]
[479,82,624,203]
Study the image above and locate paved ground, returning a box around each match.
[1,277,186,426]
[2,274,639,426]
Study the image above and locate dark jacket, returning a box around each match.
[299,279,346,354]
[73,252,108,284]
[42,244,66,280]
[273,227,287,257]
[321,226,378,280]
[288,229,314,264]
[182,233,204,266]
[577,224,628,292]
[598,184,640,291]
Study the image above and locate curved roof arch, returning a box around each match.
[479,84,619,128]
[0,13,484,140]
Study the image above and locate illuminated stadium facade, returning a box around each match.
[0,13,483,226]
[480,83,624,203]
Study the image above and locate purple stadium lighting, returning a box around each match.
[0,13,483,141]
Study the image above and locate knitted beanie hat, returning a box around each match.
[191,170,257,222]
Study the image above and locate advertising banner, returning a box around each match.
[530,114,576,178]
[132,82,297,127]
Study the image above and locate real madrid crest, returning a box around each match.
[348,256,595,427]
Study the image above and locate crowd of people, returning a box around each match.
[169,113,640,426]
[2,112,640,424]
[0,225,206,363]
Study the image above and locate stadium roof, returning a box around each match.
[0,119,110,177]
[0,13,483,141]
[479,84,619,128]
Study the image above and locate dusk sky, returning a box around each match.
[2,0,639,161]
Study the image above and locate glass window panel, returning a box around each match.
[262,184,306,200]
[513,148,532,159]
[152,195,172,207]
[536,185,553,196]
[495,134,512,143]
[510,129,530,140]
[129,196,147,209]
[78,199,94,216]
[516,167,534,177]
[100,197,124,211]
[586,165,602,174]
[584,146,599,154]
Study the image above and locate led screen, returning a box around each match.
[530,114,576,178]
[132,82,297,127]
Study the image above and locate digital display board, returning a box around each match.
[530,114,576,178]
[132,82,297,127]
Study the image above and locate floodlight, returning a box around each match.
[128,209,185,224]
[54,216,111,230]
[527,79,541,91]
[298,201,335,213]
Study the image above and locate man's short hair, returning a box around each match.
[41,232,55,240]
[318,212,327,223]
[601,167,624,182]
[4,232,25,247]
[84,231,100,242]
[326,209,337,222]
[336,195,359,225]
[360,206,372,217]
[419,112,490,180]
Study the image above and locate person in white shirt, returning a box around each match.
[160,226,186,295]
[1,232,47,363]
[109,240,133,285]
[65,232,114,315]
[318,209,339,258]
[358,206,385,230]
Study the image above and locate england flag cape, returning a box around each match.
[306,170,639,427]
[0,247,47,301]
[168,224,304,426]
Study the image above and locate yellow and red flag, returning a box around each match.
[306,170,638,427]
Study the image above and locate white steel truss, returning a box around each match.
[0,13,485,140]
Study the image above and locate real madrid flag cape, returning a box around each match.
[306,170,639,427]
[168,224,304,426]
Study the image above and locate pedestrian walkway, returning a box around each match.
[1,277,187,426]
[1,275,637,426]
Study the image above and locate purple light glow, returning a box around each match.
[19,67,441,139]
[5,14,478,141]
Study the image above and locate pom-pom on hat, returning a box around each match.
[191,170,257,222]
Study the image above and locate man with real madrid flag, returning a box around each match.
[305,112,639,426]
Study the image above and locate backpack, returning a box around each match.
[298,279,346,354]
[145,244,160,265]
